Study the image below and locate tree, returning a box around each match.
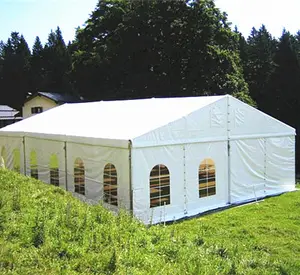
[0,32,31,108]
[71,0,251,103]
[42,27,72,93]
[241,25,277,108]
[267,30,300,126]
[29,36,46,91]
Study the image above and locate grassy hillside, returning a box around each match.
[0,170,299,274]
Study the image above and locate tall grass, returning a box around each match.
[0,169,299,274]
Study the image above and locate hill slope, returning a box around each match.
[0,170,299,274]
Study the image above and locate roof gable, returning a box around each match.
[228,96,295,138]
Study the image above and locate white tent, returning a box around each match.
[0,95,295,223]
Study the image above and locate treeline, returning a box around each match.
[0,28,72,109]
[0,0,300,162]
[0,0,255,110]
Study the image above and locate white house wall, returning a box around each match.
[132,97,228,148]
[66,142,130,209]
[22,96,57,119]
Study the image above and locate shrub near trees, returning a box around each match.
[0,0,300,169]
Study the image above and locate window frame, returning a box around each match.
[103,163,118,206]
[30,150,38,179]
[149,164,170,208]
[1,146,7,169]
[74,158,85,195]
[198,158,216,198]
[13,149,21,173]
[31,106,43,114]
[50,154,59,186]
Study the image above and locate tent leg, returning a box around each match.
[128,140,133,212]
[64,141,68,191]
[23,136,26,176]
[227,140,231,204]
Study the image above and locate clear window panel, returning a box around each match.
[198,159,216,199]
[149,164,170,208]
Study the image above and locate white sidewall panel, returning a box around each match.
[0,136,24,173]
[230,139,266,203]
[185,141,228,216]
[265,136,295,194]
[25,137,65,187]
[132,145,184,224]
[66,142,130,209]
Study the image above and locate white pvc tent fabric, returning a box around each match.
[0,95,296,224]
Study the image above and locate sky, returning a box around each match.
[0,0,98,48]
[0,0,300,49]
[215,0,300,38]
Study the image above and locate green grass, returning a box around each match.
[0,169,299,274]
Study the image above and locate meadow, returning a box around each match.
[0,169,299,274]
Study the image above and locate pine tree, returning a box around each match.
[29,36,46,91]
[243,25,277,108]
[267,30,300,126]
[1,32,31,108]
[43,27,72,93]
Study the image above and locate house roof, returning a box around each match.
[0,105,20,118]
[2,95,224,140]
[24,92,82,104]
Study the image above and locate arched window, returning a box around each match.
[13,149,20,173]
[103,163,118,206]
[1,146,7,169]
[199,158,216,198]
[74,158,85,195]
[149,164,170,208]
[30,150,38,179]
[50,154,59,186]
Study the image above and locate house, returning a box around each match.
[0,95,295,224]
[0,105,22,128]
[22,91,82,119]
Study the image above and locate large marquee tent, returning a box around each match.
[0,95,295,224]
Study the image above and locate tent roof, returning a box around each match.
[1,95,224,141]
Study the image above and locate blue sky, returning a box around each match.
[0,0,98,48]
[0,0,299,49]
[216,0,300,38]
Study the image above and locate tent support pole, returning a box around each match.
[23,136,26,176]
[64,141,68,191]
[128,140,133,212]
[227,95,231,204]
